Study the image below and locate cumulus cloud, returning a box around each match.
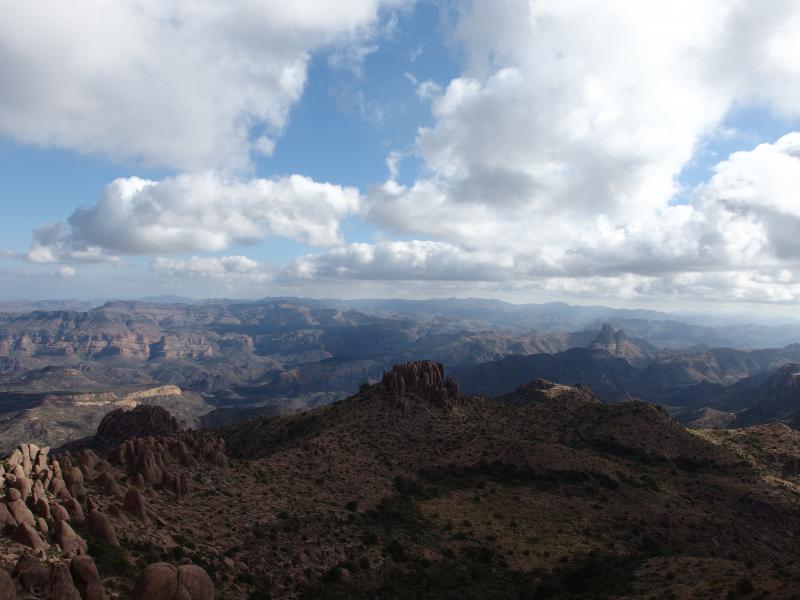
[370,1,800,232]
[53,266,77,279]
[294,132,800,302]
[28,173,360,262]
[283,240,508,281]
[151,255,270,286]
[0,0,404,170]
[352,1,800,302]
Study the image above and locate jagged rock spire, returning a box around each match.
[380,361,462,409]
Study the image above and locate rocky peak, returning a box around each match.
[380,361,462,409]
[496,378,599,406]
[593,323,619,347]
[93,405,182,450]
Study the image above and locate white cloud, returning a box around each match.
[415,80,443,101]
[29,173,360,262]
[354,1,800,303]
[53,265,77,279]
[372,1,800,235]
[0,0,403,171]
[151,255,270,286]
[295,132,800,302]
[283,240,508,281]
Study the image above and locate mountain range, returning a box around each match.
[3,299,800,450]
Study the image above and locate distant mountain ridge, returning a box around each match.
[454,334,800,407]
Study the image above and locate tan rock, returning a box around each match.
[49,561,81,600]
[0,503,15,526]
[6,498,34,526]
[34,496,50,519]
[13,556,49,594]
[36,517,48,535]
[0,568,15,600]
[176,564,214,600]
[31,479,45,503]
[11,476,32,502]
[49,476,68,497]
[94,472,124,496]
[6,449,23,469]
[64,466,87,498]
[87,509,119,546]
[130,563,177,600]
[50,500,71,522]
[55,519,88,556]
[16,521,49,552]
[63,498,86,524]
[70,555,107,600]
[123,488,149,523]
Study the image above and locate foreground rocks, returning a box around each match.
[131,563,214,600]
[0,405,228,598]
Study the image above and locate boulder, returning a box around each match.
[6,498,34,527]
[0,568,15,600]
[176,564,214,600]
[31,479,45,503]
[35,517,48,535]
[33,497,50,519]
[130,563,178,600]
[15,522,49,553]
[49,561,81,600]
[63,498,86,524]
[13,556,50,594]
[55,520,88,556]
[87,510,119,546]
[49,476,69,498]
[50,501,71,522]
[0,503,15,527]
[94,472,124,496]
[70,555,107,600]
[64,467,86,498]
[123,488,149,523]
[6,449,23,469]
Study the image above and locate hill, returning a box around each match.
[1,361,800,597]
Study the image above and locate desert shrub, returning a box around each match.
[88,539,136,579]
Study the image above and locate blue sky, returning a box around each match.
[2,1,800,311]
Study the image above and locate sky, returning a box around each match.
[2,0,800,312]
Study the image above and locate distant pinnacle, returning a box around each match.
[380,361,462,409]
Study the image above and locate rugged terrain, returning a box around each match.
[0,367,212,453]
[2,361,799,598]
[2,298,800,453]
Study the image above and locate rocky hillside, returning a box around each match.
[218,361,800,598]
[0,379,212,453]
[682,363,800,429]
[1,361,800,597]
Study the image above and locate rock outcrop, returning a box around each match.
[131,563,214,600]
[380,361,463,409]
[70,555,107,600]
[0,568,15,600]
[93,405,183,450]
